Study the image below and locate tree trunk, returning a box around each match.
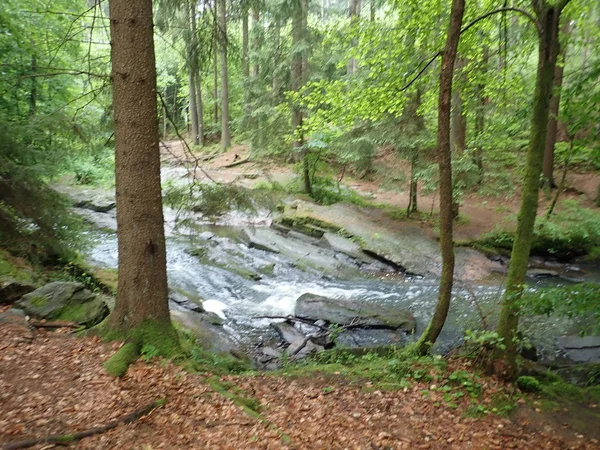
[29,54,37,117]
[187,1,200,146]
[251,8,260,79]
[415,0,464,355]
[219,0,231,148]
[212,0,219,126]
[107,0,172,335]
[450,58,467,154]
[347,0,361,74]
[195,74,204,146]
[542,21,569,189]
[370,0,375,21]
[495,2,566,376]
[474,45,488,183]
[407,156,418,217]
[242,8,250,116]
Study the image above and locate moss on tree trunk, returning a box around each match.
[495,2,567,377]
[104,0,180,375]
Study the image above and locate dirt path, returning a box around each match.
[159,141,600,242]
[1,312,598,450]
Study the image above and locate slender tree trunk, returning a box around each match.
[195,75,204,146]
[272,20,281,98]
[407,156,418,217]
[347,0,361,74]
[495,2,567,376]
[450,58,467,154]
[108,0,171,333]
[415,0,464,355]
[542,21,569,189]
[251,8,260,79]
[188,71,200,145]
[29,54,37,117]
[370,0,375,21]
[219,0,230,148]
[212,0,219,126]
[474,45,488,183]
[242,8,250,116]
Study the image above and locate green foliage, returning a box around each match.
[516,376,541,393]
[479,201,600,259]
[140,343,162,362]
[519,283,600,335]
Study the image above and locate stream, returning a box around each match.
[86,223,597,363]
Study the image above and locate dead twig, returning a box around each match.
[2,399,165,450]
[28,320,79,329]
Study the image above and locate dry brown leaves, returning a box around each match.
[1,317,598,450]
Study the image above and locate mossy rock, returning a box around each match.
[17,281,109,327]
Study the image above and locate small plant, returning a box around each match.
[140,343,161,362]
[516,376,541,393]
[463,330,506,365]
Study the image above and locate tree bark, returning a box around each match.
[242,7,250,116]
[195,74,204,146]
[108,0,171,332]
[450,57,467,154]
[212,0,219,126]
[219,0,231,148]
[474,45,489,183]
[251,8,260,79]
[415,0,464,355]
[29,54,37,117]
[187,1,200,146]
[347,0,361,74]
[188,71,200,145]
[495,1,567,376]
[542,21,569,189]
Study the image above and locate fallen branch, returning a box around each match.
[222,157,251,168]
[2,399,165,450]
[28,320,79,329]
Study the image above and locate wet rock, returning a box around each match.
[287,230,321,245]
[171,308,235,353]
[271,321,306,344]
[558,336,600,363]
[336,328,409,348]
[0,282,36,305]
[17,282,109,327]
[527,268,560,278]
[198,231,216,240]
[240,228,280,253]
[169,291,204,313]
[287,339,324,359]
[318,233,363,260]
[74,199,115,213]
[295,293,416,333]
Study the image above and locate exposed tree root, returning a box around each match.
[2,399,165,450]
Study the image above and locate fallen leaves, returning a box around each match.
[0,318,598,450]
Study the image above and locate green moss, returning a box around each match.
[516,376,541,393]
[55,434,76,444]
[104,342,140,377]
[29,295,48,307]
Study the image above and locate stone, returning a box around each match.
[0,282,36,305]
[295,293,416,332]
[271,321,307,344]
[318,233,363,260]
[169,291,204,313]
[287,339,324,359]
[558,336,600,363]
[16,282,109,327]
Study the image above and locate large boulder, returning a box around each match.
[16,282,109,327]
[295,293,416,333]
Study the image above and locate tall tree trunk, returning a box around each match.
[370,0,375,21]
[251,8,260,79]
[347,0,361,74]
[187,1,200,146]
[107,0,172,337]
[272,19,281,98]
[407,156,418,217]
[415,0,464,355]
[219,0,231,148]
[542,21,569,189]
[474,45,489,183]
[450,58,467,154]
[495,1,567,376]
[188,71,200,145]
[195,74,204,146]
[29,54,37,117]
[242,8,250,116]
[212,0,219,126]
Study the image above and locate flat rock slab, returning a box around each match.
[271,321,307,344]
[558,336,600,363]
[295,293,416,333]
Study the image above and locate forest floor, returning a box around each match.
[1,309,599,450]
[160,140,600,242]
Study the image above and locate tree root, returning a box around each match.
[2,399,166,450]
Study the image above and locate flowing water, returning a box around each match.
[86,222,597,362]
